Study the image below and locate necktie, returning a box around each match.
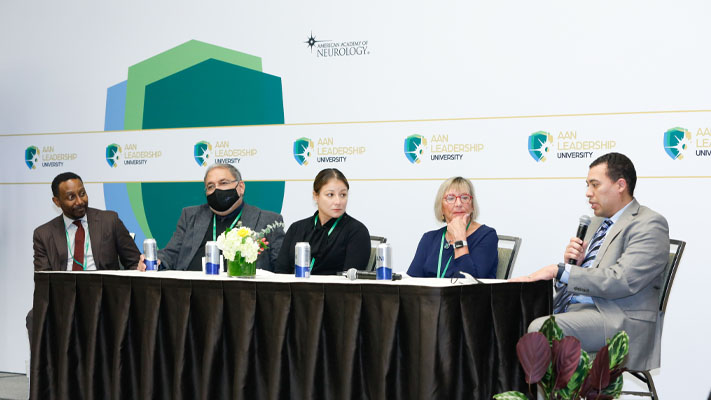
[552,219,613,314]
[73,220,85,271]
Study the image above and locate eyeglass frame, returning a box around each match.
[442,194,473,204]
[205,179,239,194]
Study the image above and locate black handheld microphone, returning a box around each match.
[569,215,592,264]
[344,268,402,281]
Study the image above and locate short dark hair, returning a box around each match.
[589,152,636,196]
[313,168,349,193]
[51,172,83,197]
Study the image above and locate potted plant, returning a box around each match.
[494,316,629,400]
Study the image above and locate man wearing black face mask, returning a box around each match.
[139,164,285,271]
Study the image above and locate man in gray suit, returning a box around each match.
[513,152,669,371]
[139,164,284,272]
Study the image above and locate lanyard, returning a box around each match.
[64,221,90,270]
[436,221,471,278]
[213,208,244,241]
[310,214,343,269]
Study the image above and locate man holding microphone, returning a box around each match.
[512,152,669,372]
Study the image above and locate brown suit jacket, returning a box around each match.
[28,207,140,340]
[33,207,140,271]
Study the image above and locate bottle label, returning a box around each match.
[376,266,392,280]
[145,259,157,271]
[295,264,310,278]
[205,262,220,275]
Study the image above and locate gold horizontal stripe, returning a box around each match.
[2,109,710,137]
[2,175,711,185]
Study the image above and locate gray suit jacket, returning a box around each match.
[158,203,284,272]
[568,199,669,370]
[33,207,140,271]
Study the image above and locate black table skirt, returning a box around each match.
[30,273,551,400]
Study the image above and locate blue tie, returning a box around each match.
[552,219,613,314]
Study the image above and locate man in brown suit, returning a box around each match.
[33,172,140,271]
[28,172,141,338]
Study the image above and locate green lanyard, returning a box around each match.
[310,214,343,269]
[64,221,90,270]
[436,221,471,278]
[213,208,244,241]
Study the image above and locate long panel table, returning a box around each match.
[30,270,551,399]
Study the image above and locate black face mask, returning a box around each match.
[207,188,240,212]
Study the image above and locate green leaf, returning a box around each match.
[539,316,564,346]
[606,331,629,369]
[540,363,554,396]
[601,374,624,397]
[493,391,529,400]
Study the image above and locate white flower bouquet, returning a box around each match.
[216,220,284,263]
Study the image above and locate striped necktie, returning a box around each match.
[552,219,613,314]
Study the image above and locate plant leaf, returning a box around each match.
[582,391,615,400]
[493,391,529,400]
[540,363,554,396]
[516,332,552,384]
[582,344,610,393]
[557,350,590,399]
[552,336,582,389]
[608,367,625,383]
[606,331,629,369]
[539,316,564,346]
[601,373,624,398]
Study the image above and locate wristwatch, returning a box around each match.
[556,262,566,281]
[453,240,467,249]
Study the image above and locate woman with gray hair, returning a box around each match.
[407,176,498,278]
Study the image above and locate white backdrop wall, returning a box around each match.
[2,0,711,398]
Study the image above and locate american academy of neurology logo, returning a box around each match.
[528,131,554,162]
[25,146,40,170]
[194,141,213,166]
[293,137,314,166]
[663,127,691,160]
[403,134,428,164]
[106,143,121,168]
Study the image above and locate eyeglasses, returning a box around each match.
[205,179,238,193]
[443,194,472,204]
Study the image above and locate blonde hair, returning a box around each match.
[433,176,479,223]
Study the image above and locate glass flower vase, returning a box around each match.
[227,256,256,278]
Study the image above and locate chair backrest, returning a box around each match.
[366,236,387,272]
[496,235,522,280]
[660,239,685,313]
